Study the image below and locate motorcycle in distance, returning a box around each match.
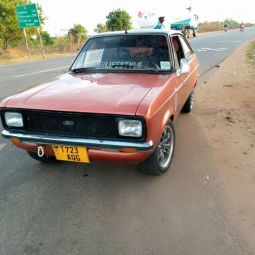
[240,22,245,32]
[224,23,228,32]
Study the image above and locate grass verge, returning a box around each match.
[247,41,255,67]
[0,48,74,66]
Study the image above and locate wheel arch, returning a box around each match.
[161,109,175,132]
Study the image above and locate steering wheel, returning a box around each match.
[117,48,131,60]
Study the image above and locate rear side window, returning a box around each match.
[171,36,184,69]
[179,37,193,60]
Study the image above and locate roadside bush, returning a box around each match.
[198,19,241,32]
[51,36,70,53]
[198,21,223,32]
[0,47,4,56]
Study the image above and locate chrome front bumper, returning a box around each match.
[2,130,154,152]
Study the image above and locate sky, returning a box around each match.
[35,0,253,36]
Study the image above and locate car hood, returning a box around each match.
[5,73,172,115]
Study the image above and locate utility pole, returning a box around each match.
[187,0,192,12]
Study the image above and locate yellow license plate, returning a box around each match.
[52,145,90,163]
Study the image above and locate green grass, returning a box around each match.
[247,41,255,66]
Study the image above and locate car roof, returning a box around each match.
[92,29,183,38]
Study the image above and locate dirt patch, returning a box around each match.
[195,40,255,248]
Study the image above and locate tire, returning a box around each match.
[182,90,194,113]
[27,151,56,163]
[139,121,175,176]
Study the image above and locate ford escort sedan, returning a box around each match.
[0,30,199,175]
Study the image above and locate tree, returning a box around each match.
[40,31,54,46]
[0,0,23,50]
[0,0,45,50]
[68,24,88,48]
[106,9,132,31]
[94,23,108,33]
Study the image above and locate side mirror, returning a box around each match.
[180,58,190,74]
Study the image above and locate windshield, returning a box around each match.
[71,34,172,73]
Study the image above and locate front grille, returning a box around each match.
[1,109,145,142]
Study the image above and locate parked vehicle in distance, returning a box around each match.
[0,29,199,175]
[170,14,199,38]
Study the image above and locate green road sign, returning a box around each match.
[16,3,41,28]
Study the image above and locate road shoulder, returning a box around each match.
[195,40,255,249]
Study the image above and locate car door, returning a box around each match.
[170,34,197,113]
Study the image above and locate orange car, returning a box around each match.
[0,30,199,175]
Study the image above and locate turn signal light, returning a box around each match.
[121,148,138,153]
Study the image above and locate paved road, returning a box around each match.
[191,28,255,76]
[0,28,255,255]
[0,56,74,99]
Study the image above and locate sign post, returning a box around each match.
[37,28,45,59]
[16,3,44,61]
[23,28,31,61]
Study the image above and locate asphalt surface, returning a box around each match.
[0,28,255,255]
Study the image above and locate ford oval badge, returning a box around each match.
[62,120,74,126]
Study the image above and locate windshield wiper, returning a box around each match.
[70,67,97,73]
[111,63,136,69]
[142,67,160,72]
[129,67,162,73]
[110,64,160,72]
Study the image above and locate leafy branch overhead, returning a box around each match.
[68,24,88,44]
[106,9,132,31]
[94,23,108,33]
[0,0,45,50]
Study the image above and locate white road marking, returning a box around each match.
[14,66,69,78]
[0,143,6,151]
[195,47,228,52]
[216,40,241,43]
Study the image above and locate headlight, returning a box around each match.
[4,112,23,127]
[118,119,142,137]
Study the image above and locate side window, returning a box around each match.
[179,36,193,60]
[171,36,184,69]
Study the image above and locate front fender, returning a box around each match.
[161,108,175,131]
[0,96,13,109]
